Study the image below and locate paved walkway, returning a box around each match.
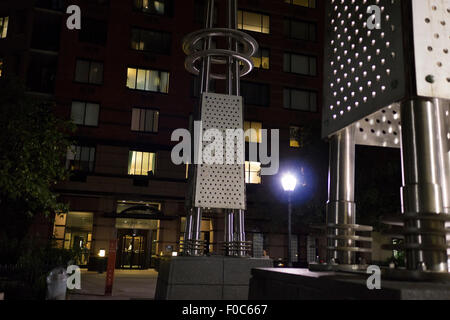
[68,269,158,300]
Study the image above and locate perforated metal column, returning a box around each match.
[322,0,406,139]
[412,0,450,100]
[194,92,246,210]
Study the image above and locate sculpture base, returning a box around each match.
[249,268,450,300]
[155,256,273,300]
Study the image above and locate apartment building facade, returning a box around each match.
[0,0,326,269]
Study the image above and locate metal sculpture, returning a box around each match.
[321,0,450,277]
[182,0,258,257]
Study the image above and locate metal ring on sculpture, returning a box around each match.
[185,48,254,80]
[182,28,259,56]
[182,28,259,79]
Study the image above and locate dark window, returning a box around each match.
[74,59,104,84]
[14,11,27,35]
[30,12,61,51]
[26,52,57,93]
[88,0,109,5]
[66,145,96,172]
[131,28,171,54]
[35,0,65,11]
[283,53,317,76]
[71,101,100,126]
[131,108,159,133]
[284,88,317,112]
[284,19,317,41]
[241,81,270,107]
[79,19,108,45]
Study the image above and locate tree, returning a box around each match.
[0,77,74,243]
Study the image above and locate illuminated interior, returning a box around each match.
[238,10,270,34]
[0,16,8,39]
[52,212,94,265]
[128,151,156,176]
[245,161,262,184]
[244,121,262,144]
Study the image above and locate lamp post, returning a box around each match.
[281,173,297,268]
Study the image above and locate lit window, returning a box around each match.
[284,88,317,112]
[126,67,169,93]
[244,121,262,144]
[131,108,159,133]
[131,28,171,54]
[237,10,269,34]
[284,53,317,76]
[134,0,165,15]
[290,126,303,148]
[128,151,156,176]
[0,16,9,39]
[66,145,96,172]
[74,59,103,84]
[284,0,316,9]
[245,161,261,184]
[53,212,93,265]
[284,19,317,41]
[71,101,100,126]
[252,48,270,69]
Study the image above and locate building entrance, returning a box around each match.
[117,229,149,269]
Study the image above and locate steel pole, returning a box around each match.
[192,207,203,256]
[184,208,194,254]
[224,210,234,255]
[233,209,246,257]
[226,0,233,95]
[400,98,448,272]
[200,0,214,93]
[434,98,450,272]
[288,192,293,267]
[326,126,356,265]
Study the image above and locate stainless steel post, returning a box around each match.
[287,192,293,267]
[434,99,450,214]
[231,0,240,96]
[226,0,233,95]
[326,126,356,265]
[224,210,234,255]
[200,0,214,93]
[184,208,194,254]
[434,98,450,272]
[192,207,203,256]
[400,98,448,272]
[234,209,246,257]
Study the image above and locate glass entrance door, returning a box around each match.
[117,230,147,269]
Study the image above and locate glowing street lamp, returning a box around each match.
[281,173,297,192]
[281,173,297,268]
